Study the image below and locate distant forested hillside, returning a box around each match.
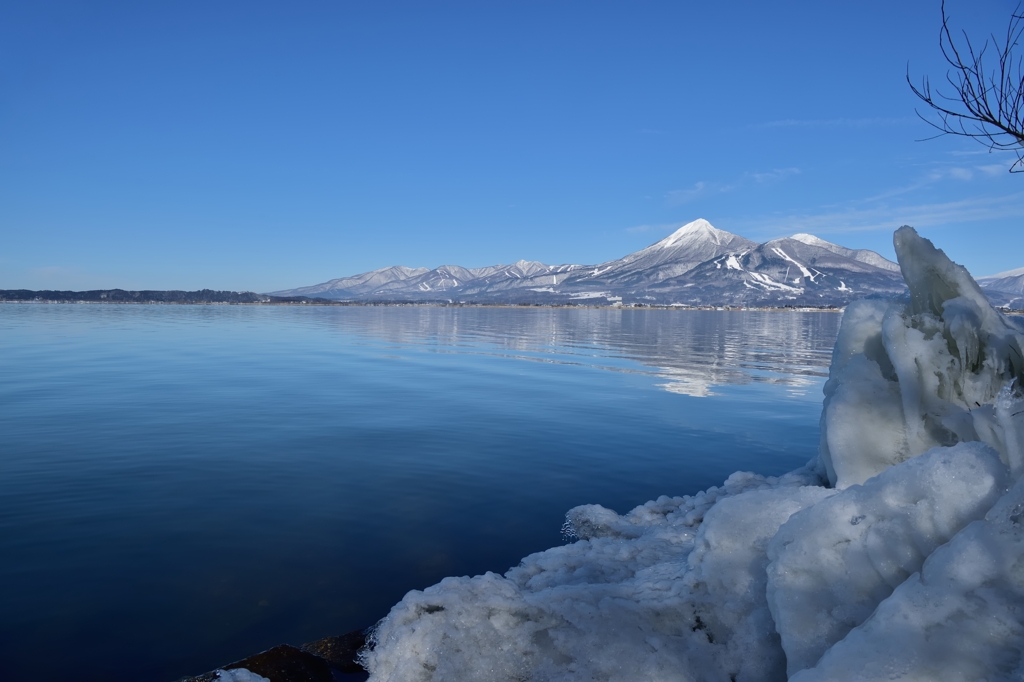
[0,289,326,304]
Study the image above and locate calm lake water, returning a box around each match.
[0,304,840,681]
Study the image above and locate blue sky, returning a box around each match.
[2,0,1023,292]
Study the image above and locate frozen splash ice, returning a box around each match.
[820,226,1024,488]
[362,227,1024,681]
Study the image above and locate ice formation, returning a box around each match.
[216,669,270,682]
[362,226,1024,681]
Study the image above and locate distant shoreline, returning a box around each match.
[6,289,1019,314]
[0,288,839,310]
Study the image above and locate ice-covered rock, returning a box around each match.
[363,226,1024,682]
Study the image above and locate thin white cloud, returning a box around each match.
[948,148,1016,156]
[31,266,80,282]
[858,181,931,203]
[20,265,115,291]
[748,167,801,184]
[977,162,1013,176]
[626,222,684,234]
[753,117,912,129]
[860,160,1011,203]
[734,192,1024,237]
[666,181,710,205]
[945,167,974,181]
[664,167,799,206]
[922,159,1018,182]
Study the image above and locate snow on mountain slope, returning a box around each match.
[790,234,900,272]
[979,267,1024,295]
[584,218,758,285]
[371,265,479,294]
[268,265,430,298]
[363,262,584,298]
[975,267,1024,308]
[644,237,906,307]
[985,266,1024,279]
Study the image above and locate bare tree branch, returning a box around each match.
[908,0,1024,171]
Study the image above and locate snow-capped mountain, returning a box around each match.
[640,236,906,306]
[580,218,758,286]
[978,267,1024,293]
[277,265,431,299]
[371,261,583,296]
[270,219,909,306]
[977,267,1024,308]
[789,233,901,272]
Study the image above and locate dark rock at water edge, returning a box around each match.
[299,630,369,674]
[177,629,370,682]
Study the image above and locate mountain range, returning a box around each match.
[270,219,1015,308]
[978,268,1024,308]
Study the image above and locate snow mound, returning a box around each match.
[363,467,829,682]
[216,669,270,682]
[362,226,1024,681]
[767,441,1009,676]
[791,475,1024,682]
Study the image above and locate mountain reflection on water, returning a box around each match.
[315,306,841,398]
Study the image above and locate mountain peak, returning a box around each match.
[983,266,1024,279]
[678,218,715,232]
[786,233,899,272]
[660,219,735,249]
[790,233,831,247]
